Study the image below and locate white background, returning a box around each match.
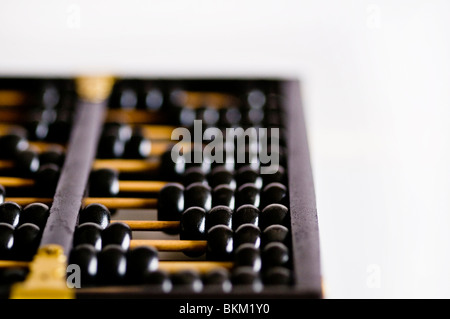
[1,0,449,298]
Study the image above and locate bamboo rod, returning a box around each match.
[114,220,179,231]
[130,240,207,252]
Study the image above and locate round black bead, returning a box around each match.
[234,243,262,272]
[208,166,235,189]
[246,89,266,109]
[126,246,159,284]
[235,166,262,189]
[102,222,132,250]
[19,203,49,229]
[0,267,28,285]
[234,223,261,249]
[13,223,41,261]
[0,202,21,227]
[206,205,232,231]
[68,244,98,286]
[39,147,65,167]
[180,207,206,241]
[262,225,289,246]
[209,146,234,172]
[262,242,289,268]
[235,183,260,208]
[212,185,235,210]
[262,166,286,186]
[124,134,152,159]
[219,107,241,127]
[174,106,196,127]
[182,167,206,187]
[202,268,232,293]
[97,244,127,285]
[263,267,292,285]
[142,87,164,111]
[260,183,287,209]
[113,86,138,110]
[143,270,172,292]
[234,148,259,171]
[157,183,184,221]
[0,185,5,204]
[97,131,125,159]
[233,204,259,231]
[15,149,40,176]
[89,168,119,197]
[159,149,185,180]
[73,222,103,251]
[26,119,49,141]
[78,203,111,229]
[171,270,203,293]
[206,225,233,261]
[0,133,29,159]
[34,163,60,197]
[196,106,220,127]
[102,122,132,142]
[184,149,211,174]
[260,204,288,230]
[184,182,211,211]
[0,223,14,259]
[231,266,263,292]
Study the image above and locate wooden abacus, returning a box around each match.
[0,76,321,299]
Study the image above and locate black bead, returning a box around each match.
[263,267,292,285]
[196,106,219,127]
[0,133,29,159]
[233,204,259,231]
[159,149,185,180]
[73,222,103,251]
[79,203,111,229]
[182,167,206,187]
[209,146,234,172]
[208,166,235,189]
[102,222,132,250]
[260,183,287,209]
[184,149,211,174]
[242,108,264,125]
[180,207,206,241]
[234,148,259,171]
[202,268,232,293]
[113,87,138,110]
[15,149,40,176]
[262,166,286,186]
[246,89,266,109]
[102,122,132,142]
[206,206,232,231]
[206,225,233,261]
[13,223,41,261]
[262,242,289,268]
[143,270,172,292]
[234,243,262,272]
[235,166,262,189]
[184,182,211,211]
[0,223,14,259]
[97,244,127,285]
[141,87,164,111]
[174,106,196,127]
[126,246,159,284]
[0,202,21,227]
[157,183,184,221]
[212,185,235,210]
[262,225,289,246]
[26,120,49,141]
[234,223,261,249]
[39,147,65,167]
[68,244,98,286]
[0,267,28,285]
[171,270,203,293]
[0,185,5,204]
[34,163,60,197]
[124,134,152,159]
[89,168,119,197]
[19,203,49,229]
[231,266,263,292]
[235,183,260,208]
[260,204,288,230]
[97,132,125,159]
[219,107,241,127]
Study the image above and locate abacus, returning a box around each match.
[0,76,321,299]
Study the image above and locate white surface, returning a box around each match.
[1,0,450,298]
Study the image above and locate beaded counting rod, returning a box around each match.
[0,77,321,299]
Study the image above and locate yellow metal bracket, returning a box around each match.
[75,75,115,102]
[9,245,74,299]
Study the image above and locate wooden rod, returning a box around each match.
[114,220,179,231]
[92,159,160,172]
[0,177,35,187]
[0,90,27,106]
[83,197,158,209]
[119,180,167,193]
[130,240,207,252]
